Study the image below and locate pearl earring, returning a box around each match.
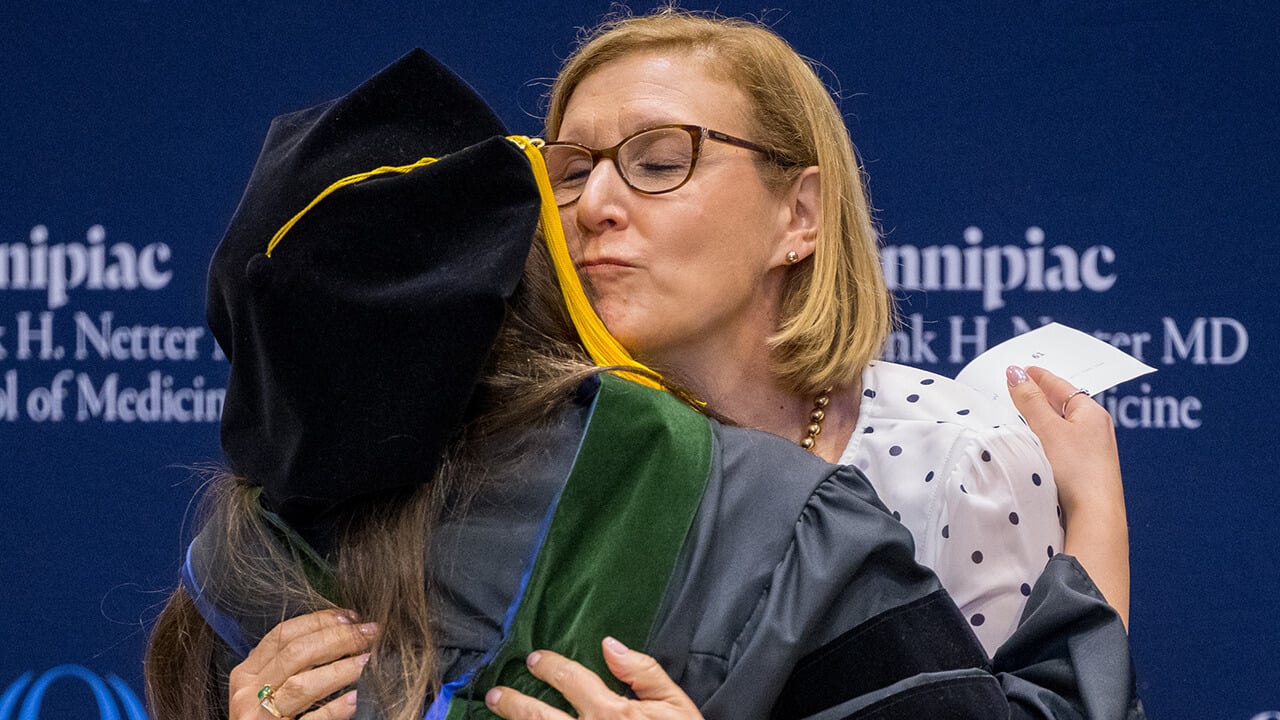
[786,251,800,264]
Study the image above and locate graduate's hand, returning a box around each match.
[228,609,375,720]
[485,637,702,720]
[1007,365,1129,628]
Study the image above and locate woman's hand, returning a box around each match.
[485,637,702,720]
[228,609,377,720]
[1007,365,1130,628]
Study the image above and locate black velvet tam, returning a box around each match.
[207,49,541,525]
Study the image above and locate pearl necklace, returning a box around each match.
[799,387,833,452]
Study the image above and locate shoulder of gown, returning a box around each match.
[652,419,1141,720]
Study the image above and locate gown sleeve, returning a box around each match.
[692,458,1141,719]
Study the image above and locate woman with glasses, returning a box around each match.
[485,8,1132,717]
[541,9,1127,645]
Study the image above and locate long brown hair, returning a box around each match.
[145,237,599,720]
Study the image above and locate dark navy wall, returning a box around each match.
[3,2,1275,718]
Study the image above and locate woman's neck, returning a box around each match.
[655,343,861,464]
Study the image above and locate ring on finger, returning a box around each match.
[259,684,289,719]
[1061,388,1090,416]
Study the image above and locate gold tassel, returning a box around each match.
[262,137,664,392]
[507,136,662,390]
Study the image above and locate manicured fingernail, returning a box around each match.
[344,690,358,706]
[526,651,543,668]
[358,622,379,636]
[485,688,503,708]
[1006,365,1028,387]
[335,611,354,624]
[357,653,371,666]
[604,636,629,653]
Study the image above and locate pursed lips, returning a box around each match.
[576,256,637,271]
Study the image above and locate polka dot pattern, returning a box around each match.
[836,360,1063,657]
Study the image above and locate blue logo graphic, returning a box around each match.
[0,665,147,720]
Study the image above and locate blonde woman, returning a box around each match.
[534,9,1129,652]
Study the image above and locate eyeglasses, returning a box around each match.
[540,124,780,206]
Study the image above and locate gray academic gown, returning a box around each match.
[185,375,1143,719]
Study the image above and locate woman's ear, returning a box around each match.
[775,166,821,265]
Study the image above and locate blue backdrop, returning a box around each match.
[3,2,1276,718]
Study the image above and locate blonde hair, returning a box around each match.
[545,8,894,394]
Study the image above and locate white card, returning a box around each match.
[955,322,1156,407]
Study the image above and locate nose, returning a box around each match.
[571,158,630,234]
